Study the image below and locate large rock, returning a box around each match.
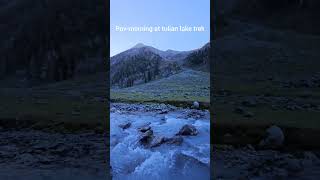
[259,125,285,149]
[138,124,151,133]
[192,101,200,109]
[150,136,184,148]
[118,122,131,130]
[164,136,184,146]
[176,125,198,136]
[139,130,153,145]
[150,136,166,148]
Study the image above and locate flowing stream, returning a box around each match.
[110,103,210,180]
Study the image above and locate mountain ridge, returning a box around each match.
[110,43,210,88]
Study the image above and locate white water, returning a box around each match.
[110,103,210,180]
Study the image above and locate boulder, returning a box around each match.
[259,125,285,149]
[192,101,200,109]
[176,125,198,136]
[139,130,153,145]
[150,136,184,148]
[164,136,184,146]
[119,122,131,130]
[138,124,151,133]
[150,136,166,148]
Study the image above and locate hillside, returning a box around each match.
[0,0,107,85]
[110,43,209,88]
[184,43,210,72]
[110,46,181,88]
[212,1,320,148]
[111,69,210,104]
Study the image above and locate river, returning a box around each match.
[110,103,210,180]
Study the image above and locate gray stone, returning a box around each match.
[150,136,184,148]
[164,136,183,146]
[192,101,200,109]
[139,130,153,145]
[176,125,198,136]
[259,125,285,149]
[138,124,151,133]
[119,122,131,130]
[150,136,166,148]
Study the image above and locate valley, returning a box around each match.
[109,43,211,178]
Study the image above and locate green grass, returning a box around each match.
[0,73,108,132]
[213,105,320,129]
[0,95,108,131]
[111,70,210,104]
[216,76,320,98]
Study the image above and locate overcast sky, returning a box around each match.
[110,0,210,56]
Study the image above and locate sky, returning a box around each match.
[110,0,210,56]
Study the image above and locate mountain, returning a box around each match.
[110,43,209,88]
[110,46,181,88]
[184,43,210,72]
[111,43,192,65]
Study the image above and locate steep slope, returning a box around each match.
[184,43,210,72]
[0,0,107,85]
[110,47,181,88]
[110,43,209,88]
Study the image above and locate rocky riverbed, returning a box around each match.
[110,103,211,180]
[0,103,319,179]
[213,145,320,180]
[0,129,109,180]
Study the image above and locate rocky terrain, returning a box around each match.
[213,145,320,179]
[110,103,210,179]
[110,46,181,88]
[0,71,109,179]
[110,43,209,88]
[184,43,210,72]
[0,1,109,178]
[0,102,317,180]
[0,128,109,180]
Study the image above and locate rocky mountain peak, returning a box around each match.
[132,43,147,49]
